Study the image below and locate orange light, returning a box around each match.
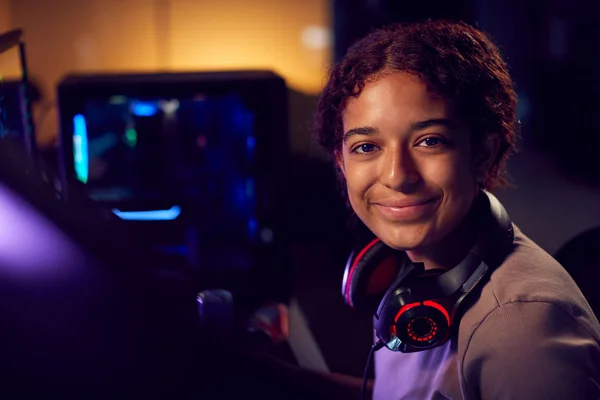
[169,0,330,94]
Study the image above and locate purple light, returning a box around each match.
[0,182,88,280]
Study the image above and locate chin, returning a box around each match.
[368,222,436,251]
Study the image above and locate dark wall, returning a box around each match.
[333,0,477,62]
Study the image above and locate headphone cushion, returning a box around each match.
[343,239,401,311]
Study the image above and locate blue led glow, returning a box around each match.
[245,178,255,199]
[248,218,258,235]
[235,182,246,208]
[131,102,158,117]
[246,136,256,149]
[72,114,89,184]
[111,205,182,221]
[158,245,189,255]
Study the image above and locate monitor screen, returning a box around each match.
[73,93,258,240]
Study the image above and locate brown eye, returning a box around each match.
[417,136,448,147]
[352,143,378,154]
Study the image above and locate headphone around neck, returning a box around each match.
[341,190,514,353]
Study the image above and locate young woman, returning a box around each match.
[280,19,600,399]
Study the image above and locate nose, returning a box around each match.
[380,146,421,192]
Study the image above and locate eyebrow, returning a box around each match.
[342,126,378,143]
[412,118,457,130]
[342,118,457,143]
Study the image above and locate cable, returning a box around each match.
[361,340,384,400]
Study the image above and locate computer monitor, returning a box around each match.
[57,71,291,303]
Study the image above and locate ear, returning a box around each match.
[335,149,346,178]
[474,134,500,183]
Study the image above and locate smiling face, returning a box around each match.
[338,72,494,256]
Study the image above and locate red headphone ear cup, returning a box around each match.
[365,254,399,295]
[342,239,401,312]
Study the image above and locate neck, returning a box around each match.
[406,192,483,271]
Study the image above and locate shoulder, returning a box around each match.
[456,226,600,398]
[459,301,600,399]
[460,224,600,339]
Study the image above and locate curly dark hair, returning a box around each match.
[313,20,519,190]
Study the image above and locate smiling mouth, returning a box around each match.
[374,198,438,208]
[372,198,439,221]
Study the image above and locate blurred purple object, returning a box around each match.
[0,181,88,280]
[0,137,201,396]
